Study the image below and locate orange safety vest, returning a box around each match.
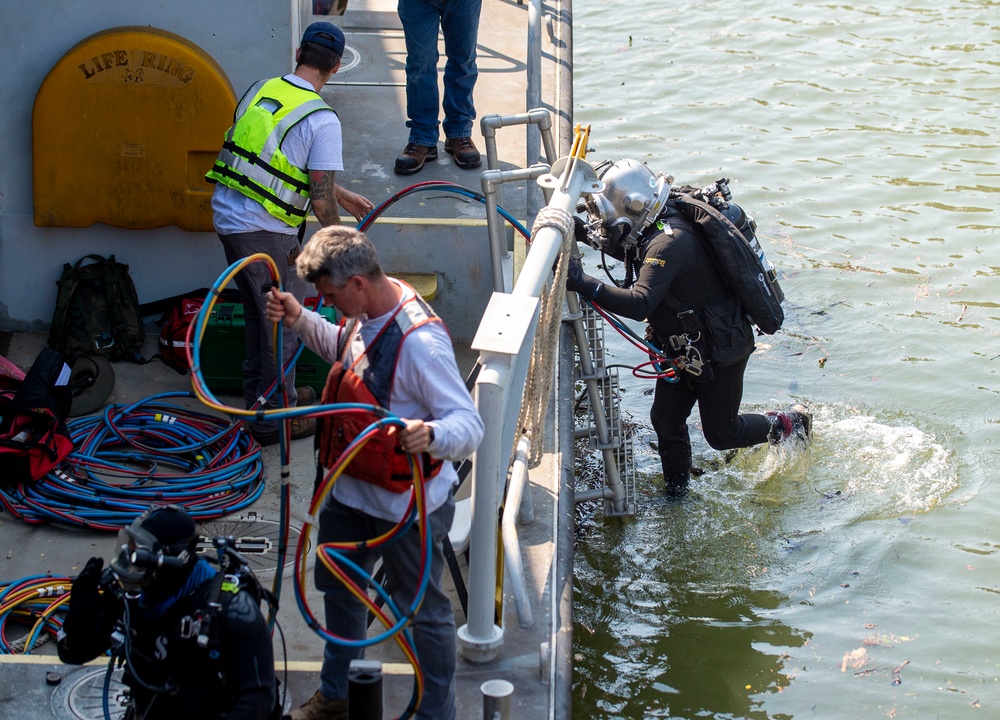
[318,292,445,492]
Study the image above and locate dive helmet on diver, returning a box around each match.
[583,159,672,252]
[110,504,198,591]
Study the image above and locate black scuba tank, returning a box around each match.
[671,190,786,335]
[721,202,779,287]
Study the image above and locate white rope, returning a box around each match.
[8,631,50,653]
[516,206,574,467]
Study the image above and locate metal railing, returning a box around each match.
[458,127,608,665]
[463,6,583,720]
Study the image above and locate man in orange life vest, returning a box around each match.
[265,226,483,720]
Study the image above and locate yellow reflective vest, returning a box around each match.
[206,77,335,227]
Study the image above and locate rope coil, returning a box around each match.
[517,206,574,467]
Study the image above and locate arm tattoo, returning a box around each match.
[310,169,341,226]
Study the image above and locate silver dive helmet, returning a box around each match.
[585,159,672,250]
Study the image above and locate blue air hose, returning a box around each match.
[0,394,264,530]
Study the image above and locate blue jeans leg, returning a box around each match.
[218,231,308,436]
[317,495,457,720]
[398,0,443,146]
[440,0,481,139]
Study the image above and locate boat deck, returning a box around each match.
[328,0,537,207]
[0,0,573,718]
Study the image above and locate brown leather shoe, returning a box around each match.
[444,136,482,169]
[394,142,438,175]
[283,689,347,720]
[289,417,317,441]
[295,386,316,406]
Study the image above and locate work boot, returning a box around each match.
[394,142,438,175]
[251,417,317,447]
[283,690,347,720]
[663,473,689,498]
[767,404,812,444]
[295,386,317,406]
[444,136,482,169]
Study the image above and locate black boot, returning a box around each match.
[766,404,812,444]
[663,472,690,498]
[659,446,692,497]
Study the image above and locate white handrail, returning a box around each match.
[458,149,600,662]
[503,435,534,628]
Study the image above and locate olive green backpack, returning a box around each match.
[47,254,147,363]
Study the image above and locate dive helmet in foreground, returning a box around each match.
[110,504,198,591]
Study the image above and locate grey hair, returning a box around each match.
[296,226,383,287]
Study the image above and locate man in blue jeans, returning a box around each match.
[394,0,483,175]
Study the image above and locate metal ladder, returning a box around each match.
[566,297,636,517]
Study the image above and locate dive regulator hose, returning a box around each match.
[586,299,682,382]
[185,253,430,718]
[0,395,266,529]
[0,575,70,654]
[357,180,531,239]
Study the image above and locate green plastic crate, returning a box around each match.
[199,302,339,394]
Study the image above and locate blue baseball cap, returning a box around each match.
[301,22,345,56]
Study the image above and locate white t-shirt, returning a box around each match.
[290,281,485,522]
[211,74,345,236]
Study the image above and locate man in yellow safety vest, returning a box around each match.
[206,22,374,446]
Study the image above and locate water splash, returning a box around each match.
[821,411,955,512]
[712,403,958,533]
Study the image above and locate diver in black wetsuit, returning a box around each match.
[565,159,810,496]
[57,505,278,720]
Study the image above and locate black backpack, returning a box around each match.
[48,254,147,363]
[671,190,785,335]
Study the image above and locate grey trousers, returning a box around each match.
[218,230,310,437]
[316,494,457,720]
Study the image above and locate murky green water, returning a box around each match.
[570,1,1000,717]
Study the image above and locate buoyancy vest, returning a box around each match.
[205,77,335,227]
[318,292,445,492]
[124,570,275,719]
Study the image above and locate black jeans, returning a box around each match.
[650,354,772,491]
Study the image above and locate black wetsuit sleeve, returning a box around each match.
[221,590,277,720]
[591,227,697,322]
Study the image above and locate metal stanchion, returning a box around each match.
[348,659,382,720]
[481,679,514,720]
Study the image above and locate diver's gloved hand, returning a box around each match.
[565,255,604,301]
[67,557,104,624]
[573,215,591,246]
[59,556,112,664]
